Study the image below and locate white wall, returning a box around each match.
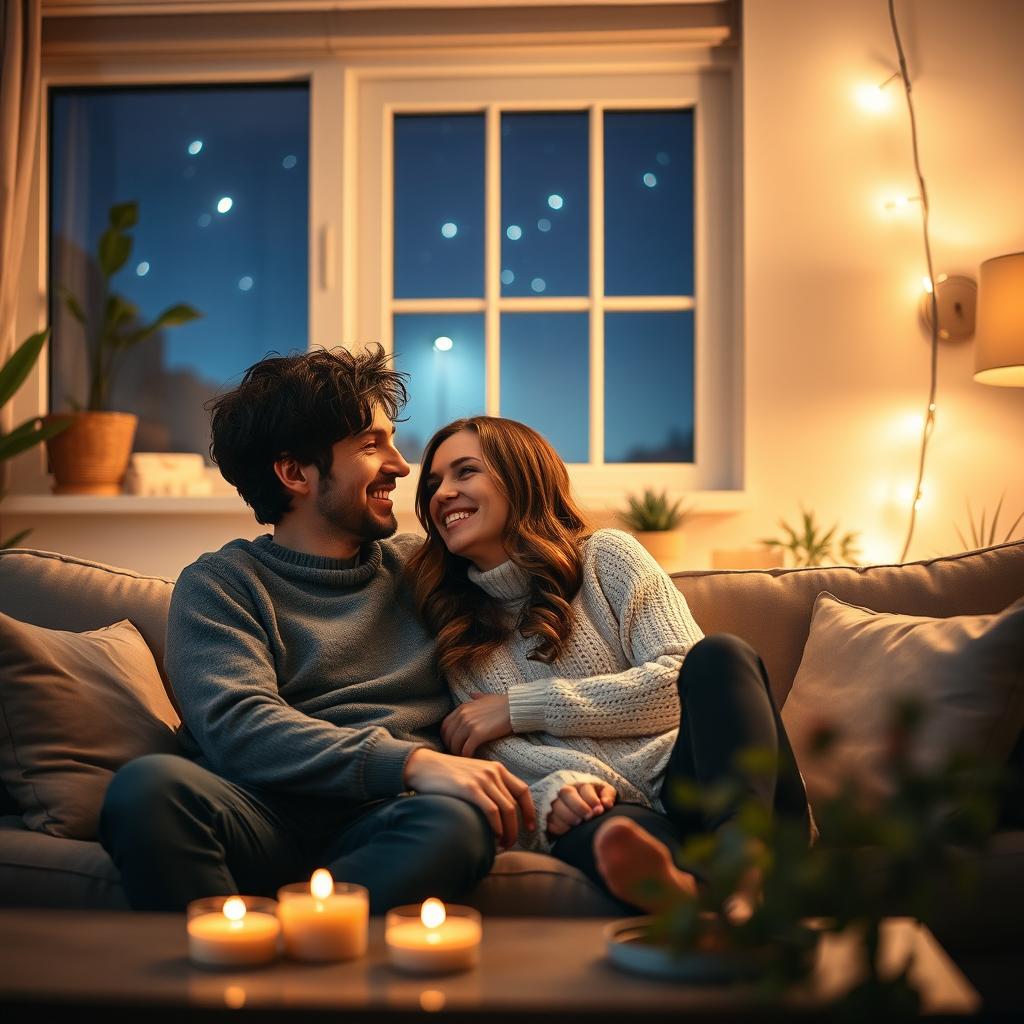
[4,0,1023,578]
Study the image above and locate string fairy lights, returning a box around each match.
[879,0,941,563]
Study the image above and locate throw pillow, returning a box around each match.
[781,592,1024,809]
[0,612,180,839]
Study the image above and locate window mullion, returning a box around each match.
[589,103,605,466]
[381,103,395,357]
[485,103,501,416]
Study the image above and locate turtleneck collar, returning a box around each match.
[467,558,531,606]
[247,534,380,586]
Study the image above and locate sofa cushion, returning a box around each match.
[673,540,1024,705]
[0,548,175,690]
[0,816,128,909]
[781,593,1024,808]
[0,614,181,839]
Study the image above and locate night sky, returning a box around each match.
[49,87,693,463]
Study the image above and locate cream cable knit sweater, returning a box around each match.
[449,528,704,852]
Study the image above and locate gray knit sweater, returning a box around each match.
[168,533,446,802]
[451,528,705,852]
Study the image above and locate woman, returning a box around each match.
[407,416,811,911]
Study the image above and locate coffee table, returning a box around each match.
[0,911,979,1021]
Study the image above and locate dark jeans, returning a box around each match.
[99,754,495,913]
[550,634,811,905]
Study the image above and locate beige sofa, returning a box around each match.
[1,541,1022,955]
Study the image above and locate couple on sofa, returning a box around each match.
[99,345,811,915]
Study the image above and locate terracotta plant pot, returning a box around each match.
[44,412,138,495]
[634,530,686,572]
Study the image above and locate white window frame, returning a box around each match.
[350,63,741,512]
[13,24,741,515]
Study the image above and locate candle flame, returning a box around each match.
[223,897,246,922]
[421,898,446,929]
[310,868,334,900]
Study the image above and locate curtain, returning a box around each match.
[0,0,42,371]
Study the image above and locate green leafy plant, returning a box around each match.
[618,489,690,532]
[58,201,202,411]
[0,329,72,548]
[648,700,1003,1017]
[953,494,1024,551]
[760,506,861,566]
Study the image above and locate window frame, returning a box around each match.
[15,31,741,511]
[351,63,741,508]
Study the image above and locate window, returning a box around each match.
[353,68,739,495]
[48,83,309,456]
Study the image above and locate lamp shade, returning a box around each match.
[974,251,1024,386]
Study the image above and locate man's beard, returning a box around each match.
[316,475,398,544]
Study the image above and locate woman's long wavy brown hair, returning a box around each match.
[407,417,590,675]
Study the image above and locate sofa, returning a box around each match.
[1,540,1022,960]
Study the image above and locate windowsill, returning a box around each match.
[1,490,749,516]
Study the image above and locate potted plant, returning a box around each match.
[760,506,861,567]
[45,201,201,494]
[606,704,1001,1015]
[618,489,690,570]
[0,329,72,546]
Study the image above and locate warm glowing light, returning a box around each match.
[440,222,458,239]
[136,261,150,277]
[506,225,522,241]
[547,194,564,210]
[420,990,446,1013]
[282,154,297,169]
[883,194,920,213]
[531,277,546,293]
[224,986,247,1009]
[217,197,234,214]
[433,336,453,352]
[238,276,254,291]
[901,412,925,437]
[420,898,446,929]
[310,868,334,900]
[921,276,933,294]
[500,269,515,285]
[188,139,203,155]
[223,897,246,922]
[855,83,893,114]
[643,172,658,188]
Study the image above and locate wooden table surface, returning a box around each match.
[0,912,980,1022]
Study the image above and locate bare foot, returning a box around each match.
[593,817,698,913]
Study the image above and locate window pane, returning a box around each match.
[49,84,308,455]
[605,312,694,462]
[393,314,486,463]
[500,313,588,462]
[394,115,484,299]
[500,112,588,297]
[604,110,694,296]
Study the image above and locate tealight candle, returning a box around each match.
[385,899,482,975]
[187,896,280,969]
[277,870,369,962]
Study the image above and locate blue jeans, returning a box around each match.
[99,754,495,912]
[550,634,811,905]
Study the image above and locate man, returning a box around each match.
[100,346,535,912]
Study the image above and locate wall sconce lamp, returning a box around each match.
[917,252,1024,387]
[974,252,1024,387]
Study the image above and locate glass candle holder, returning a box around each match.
[385,899,482,974]
[277,880,369,962]
[187,895,280,969]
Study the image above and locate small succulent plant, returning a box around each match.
[618,489,690,532]
[760,506,861,567]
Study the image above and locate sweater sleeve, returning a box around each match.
[508,530,704,738]
[166,562,423,800]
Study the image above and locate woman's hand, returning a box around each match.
[547,781,617,837]
[441,693,513,757]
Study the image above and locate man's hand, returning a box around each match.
[440,693,513,757]
[547,781,617,837]
[404,747,535,848]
